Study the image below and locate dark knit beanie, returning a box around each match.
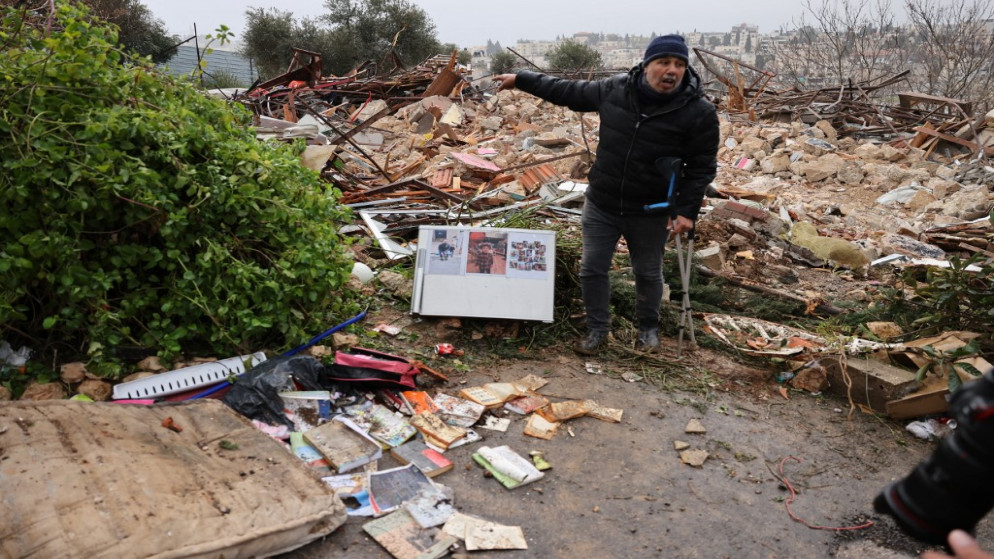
[643,34,689,65]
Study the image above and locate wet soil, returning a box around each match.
[283,308,994,559]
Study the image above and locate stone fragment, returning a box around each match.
[814,120,838,141]
[331,332,359,348]
[802,137,836,156]
[685,418,707,434]
[906,190,937,211]
[760,154,790,174]
[377,269,412,298]
[60,362,87,384]
[928,178,961,199]
[121,371,156,384]
[853,143,883,159]
[866,322,903,340]
[719,119,734,142]
[351,99,390,122]
[694,245,725,271]
[680,449,709,467]
[798,153,845,182]
[879,144,906,162]
[478,116,503,131]
[789,363,830,393]
[20,382,66,400]
[941,187,993,219]
[306,345,333,358]
[727,233,752,248]
[739,137,770,155]
[934,165,957,180]
[77,379,112,401]
[137,356,166,372]
[837,161,865,186]
[673,440,690,451]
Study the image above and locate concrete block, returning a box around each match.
[695,244,725,271]
[820,357,919,413]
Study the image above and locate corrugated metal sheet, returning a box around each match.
[158,45,259,85]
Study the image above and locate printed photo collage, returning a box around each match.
[426,229,550,280]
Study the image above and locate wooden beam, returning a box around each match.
[912,125,994,156]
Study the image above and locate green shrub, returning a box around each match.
[0,2,360,370]
[897,250,994,339]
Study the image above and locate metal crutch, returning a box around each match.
[674,227,696,356]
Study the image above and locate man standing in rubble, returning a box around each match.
[493,34,719,354]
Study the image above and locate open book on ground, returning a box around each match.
[471,445,544,489]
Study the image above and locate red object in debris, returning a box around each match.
[288,80,307,89]
[435,343,454,355]
[161,417,183,433]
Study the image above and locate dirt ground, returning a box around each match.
[280,304,994,559]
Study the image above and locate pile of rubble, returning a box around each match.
[224,51,993,319]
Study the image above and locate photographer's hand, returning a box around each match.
[922,531,994,559]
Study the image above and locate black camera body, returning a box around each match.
[875,371,994,545]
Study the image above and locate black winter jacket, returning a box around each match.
[515,65,719,219]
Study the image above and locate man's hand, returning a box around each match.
[667,215,694,235]
[492,74,517,92]
[922,531,994,559]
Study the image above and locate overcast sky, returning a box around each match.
[142,0,814,48]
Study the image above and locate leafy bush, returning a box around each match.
[0,3,360,371]
[897,250,994,338]
[201,69,249,90]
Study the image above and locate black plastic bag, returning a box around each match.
[221,354,326,428]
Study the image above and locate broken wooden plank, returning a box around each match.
[912,124,994,156]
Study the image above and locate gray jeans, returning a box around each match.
[580,200,670,332]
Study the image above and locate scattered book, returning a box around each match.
[425,428,481,453]
[366,405,417,448]
[457,386,505,410]
[536,400,591,422]
[400,390,438,414]
[442,511,529,551]
[513,374,549,392]
[471,445,544,489]
[481,382,524,403]
[582,399,624,422]
[279,390,332,432]
[321,471,373,516]
[403,484,455,528]
[368,463,445,516]
[363,508,456,559]
[409,412,466,450]
[433,393,485,427]
[303,416,382,474]
[389,439,454,478]
[289,431,332,473]
[523,413,559,440]
[504,393,549,415]
[321,471,367,498]
[479,415,511,432]
[342,402,417,448]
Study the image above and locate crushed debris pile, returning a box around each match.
[222,51,994,289]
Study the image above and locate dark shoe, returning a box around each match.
[636,328,660,352]
[574,330,609,355]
